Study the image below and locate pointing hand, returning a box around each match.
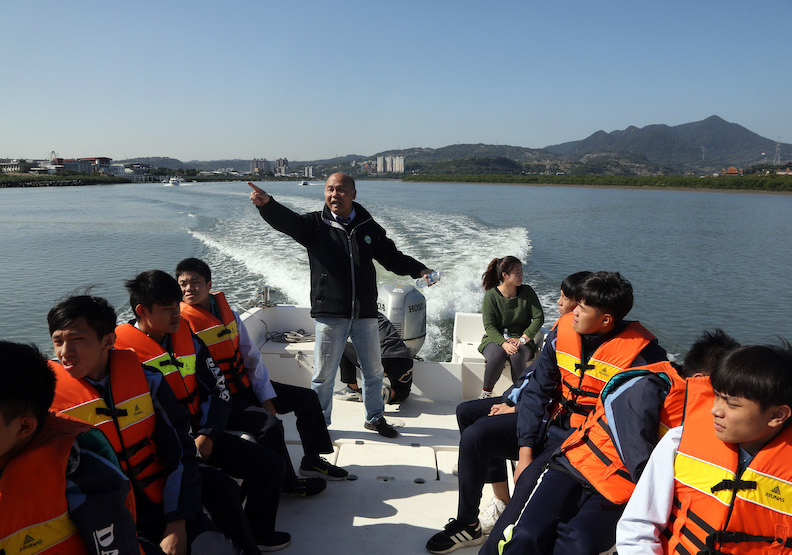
[248,181,270,206]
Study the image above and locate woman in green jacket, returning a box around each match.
[478,256,544,398]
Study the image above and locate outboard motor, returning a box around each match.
[377,284,426,356]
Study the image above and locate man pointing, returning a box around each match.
[249,173,432,437]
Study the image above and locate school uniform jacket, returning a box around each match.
[560,361,687,504]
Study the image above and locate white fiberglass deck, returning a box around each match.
[241,305,511,555]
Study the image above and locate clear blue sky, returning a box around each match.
[3,0,789,162]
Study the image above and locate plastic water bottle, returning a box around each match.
[503,328,511,339]
[415,270,441,288]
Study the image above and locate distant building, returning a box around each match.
[275,158,289,176]
[0,160,21,173]
[777,167,792,175]
[251,158,271,174]
[722,166,743,176]
[63,157,112,174]
[376,155,405,174]
[304,166,314,178]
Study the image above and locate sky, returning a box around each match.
[2,0,790,162]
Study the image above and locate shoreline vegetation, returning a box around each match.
[403,173,792,192]
[0,173,129,188]
[3,172,792,193]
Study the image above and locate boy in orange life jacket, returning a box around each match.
[175,258,347,486]
[495,329,739,555]
[617,341,792,555]
[115,271,292,552]
[47,294,237,555]
[476,271,668,555]
[0,340,140,555]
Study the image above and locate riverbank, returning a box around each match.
[0,173,129,188]
[403,173,792,192]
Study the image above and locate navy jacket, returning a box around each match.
[258,198,426,319]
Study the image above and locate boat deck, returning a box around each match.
[243,305,508,554]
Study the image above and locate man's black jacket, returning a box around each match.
[258,198,426,319]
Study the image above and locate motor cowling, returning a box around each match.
[377,284,426,356]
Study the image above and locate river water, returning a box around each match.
[1,180,790,360]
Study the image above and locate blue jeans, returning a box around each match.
[313,316,384,425]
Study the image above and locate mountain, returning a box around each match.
[545,116,789,171]
[116,117,791,175]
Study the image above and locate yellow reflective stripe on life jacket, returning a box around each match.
[194,320,239,348]
[147,352,197,379]
[584,356,628,383]
[58,392,154,433]
[738,468,792,516]
[555,350,579,374]
[57,397,113,428]
[0,510,78,554]
[556,350,622,384]
[674,451,734,507]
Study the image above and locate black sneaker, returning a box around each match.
[284,477,326,497]
[364,416,398,438]
[426,518,484,554]
[258,531,291,552]
[299,455,349,481]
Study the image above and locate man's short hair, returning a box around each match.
[0,341,55,426]
[47,294,117,339]
[575,271,634,323]
[125,270,182,318]
[679,329,740,378]
[175,257,212,282]
[560,271,592,300]
[710,342,792,411]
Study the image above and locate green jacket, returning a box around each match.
[478,285,544,353]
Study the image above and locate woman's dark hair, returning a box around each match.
[481,256,522,291]
[710,341,792,411]
[560,271,592,300]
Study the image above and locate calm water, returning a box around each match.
[2,180,791,360]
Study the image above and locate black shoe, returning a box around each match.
[364,416,398,438]
[284,477,326,497]
[299,455,349,481]
[426,519,484,554]
[258,531,291,552]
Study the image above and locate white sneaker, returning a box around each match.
[478,497,507,535]
[478,390,493,400]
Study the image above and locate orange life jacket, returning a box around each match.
[663,378,792,554]
[561,361,687,504]
[115,319,200,418]
[554,312,655,429]
[180,292,252,396]
[51,349,166,507]
[0,413,90,555]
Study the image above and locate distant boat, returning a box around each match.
[167,177,183,186]
[299,180,309,186]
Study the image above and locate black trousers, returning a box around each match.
[455,397,519,523]
[204,434,286,548]
[136,487,236,555]
[478,430,567,555]
[271,381,334,458]
[339,343,414,402]
[498,467,623,555]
